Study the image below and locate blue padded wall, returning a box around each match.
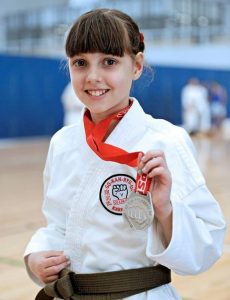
[0,54,69,138]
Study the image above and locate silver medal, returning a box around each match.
[123,191,154,230]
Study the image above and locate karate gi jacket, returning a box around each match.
[25,98,226,299]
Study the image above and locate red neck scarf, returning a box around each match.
[83,101,151,194]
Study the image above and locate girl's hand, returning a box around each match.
[27,250,70,284]
[137,150,172,221]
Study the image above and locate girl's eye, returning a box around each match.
[74,59,86,67]
[104,58,117,66]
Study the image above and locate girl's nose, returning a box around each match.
[86,67,102,83]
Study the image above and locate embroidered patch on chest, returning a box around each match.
[99,174,136,215]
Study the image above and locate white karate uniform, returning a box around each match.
[61,82,84,126]
[181,84,211,133]
[25,98,226,299]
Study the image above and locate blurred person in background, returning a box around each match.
[209,81,228,131]
[181,78,211,135]
[61,81,84,126]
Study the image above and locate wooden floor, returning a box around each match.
[0,133,229,300]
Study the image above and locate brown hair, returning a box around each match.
[65,9,145,58]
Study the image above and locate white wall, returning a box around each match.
[145,43,230,70]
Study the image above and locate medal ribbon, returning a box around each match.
[83,102,151,195]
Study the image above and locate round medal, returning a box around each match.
[123,192,154,230]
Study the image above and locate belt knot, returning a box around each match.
[36,269,75,300]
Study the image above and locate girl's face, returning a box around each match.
[68,52,143,123]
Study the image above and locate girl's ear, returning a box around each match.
[133,52,144,80]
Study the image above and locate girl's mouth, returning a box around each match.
[86,89,109,97]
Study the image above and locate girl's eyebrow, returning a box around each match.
[69,54,86,61]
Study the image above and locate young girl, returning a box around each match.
[25,9,226,300]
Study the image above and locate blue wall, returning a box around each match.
[0,54,230,138]
[0,54,69,138]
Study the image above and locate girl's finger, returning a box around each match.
[141,150,165,163]
[45,255,69,268]
[137,152,144,172]
[142,157,165,174]
[43,274,59,284]
[147,166,166,178]
[44,260,70,277]
[44,251,64,258]
[138,152,144,163]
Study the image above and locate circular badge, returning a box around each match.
[99,174,136,215]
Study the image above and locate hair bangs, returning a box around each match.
[66,11,129,57]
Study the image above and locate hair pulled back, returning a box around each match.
[65,9,145,58]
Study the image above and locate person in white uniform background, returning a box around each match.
[24,9,226,300]
[181,78,211,135]
[61,81,84,126]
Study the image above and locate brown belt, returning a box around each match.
[35,265,171,300]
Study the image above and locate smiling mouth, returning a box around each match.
[86,89,109,97]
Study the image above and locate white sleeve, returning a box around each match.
[24,137,66,256]
[146,184,226,275]
[24,136,66,283]
[146,127,226,275]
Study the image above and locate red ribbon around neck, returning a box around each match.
[83,101,151,195]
